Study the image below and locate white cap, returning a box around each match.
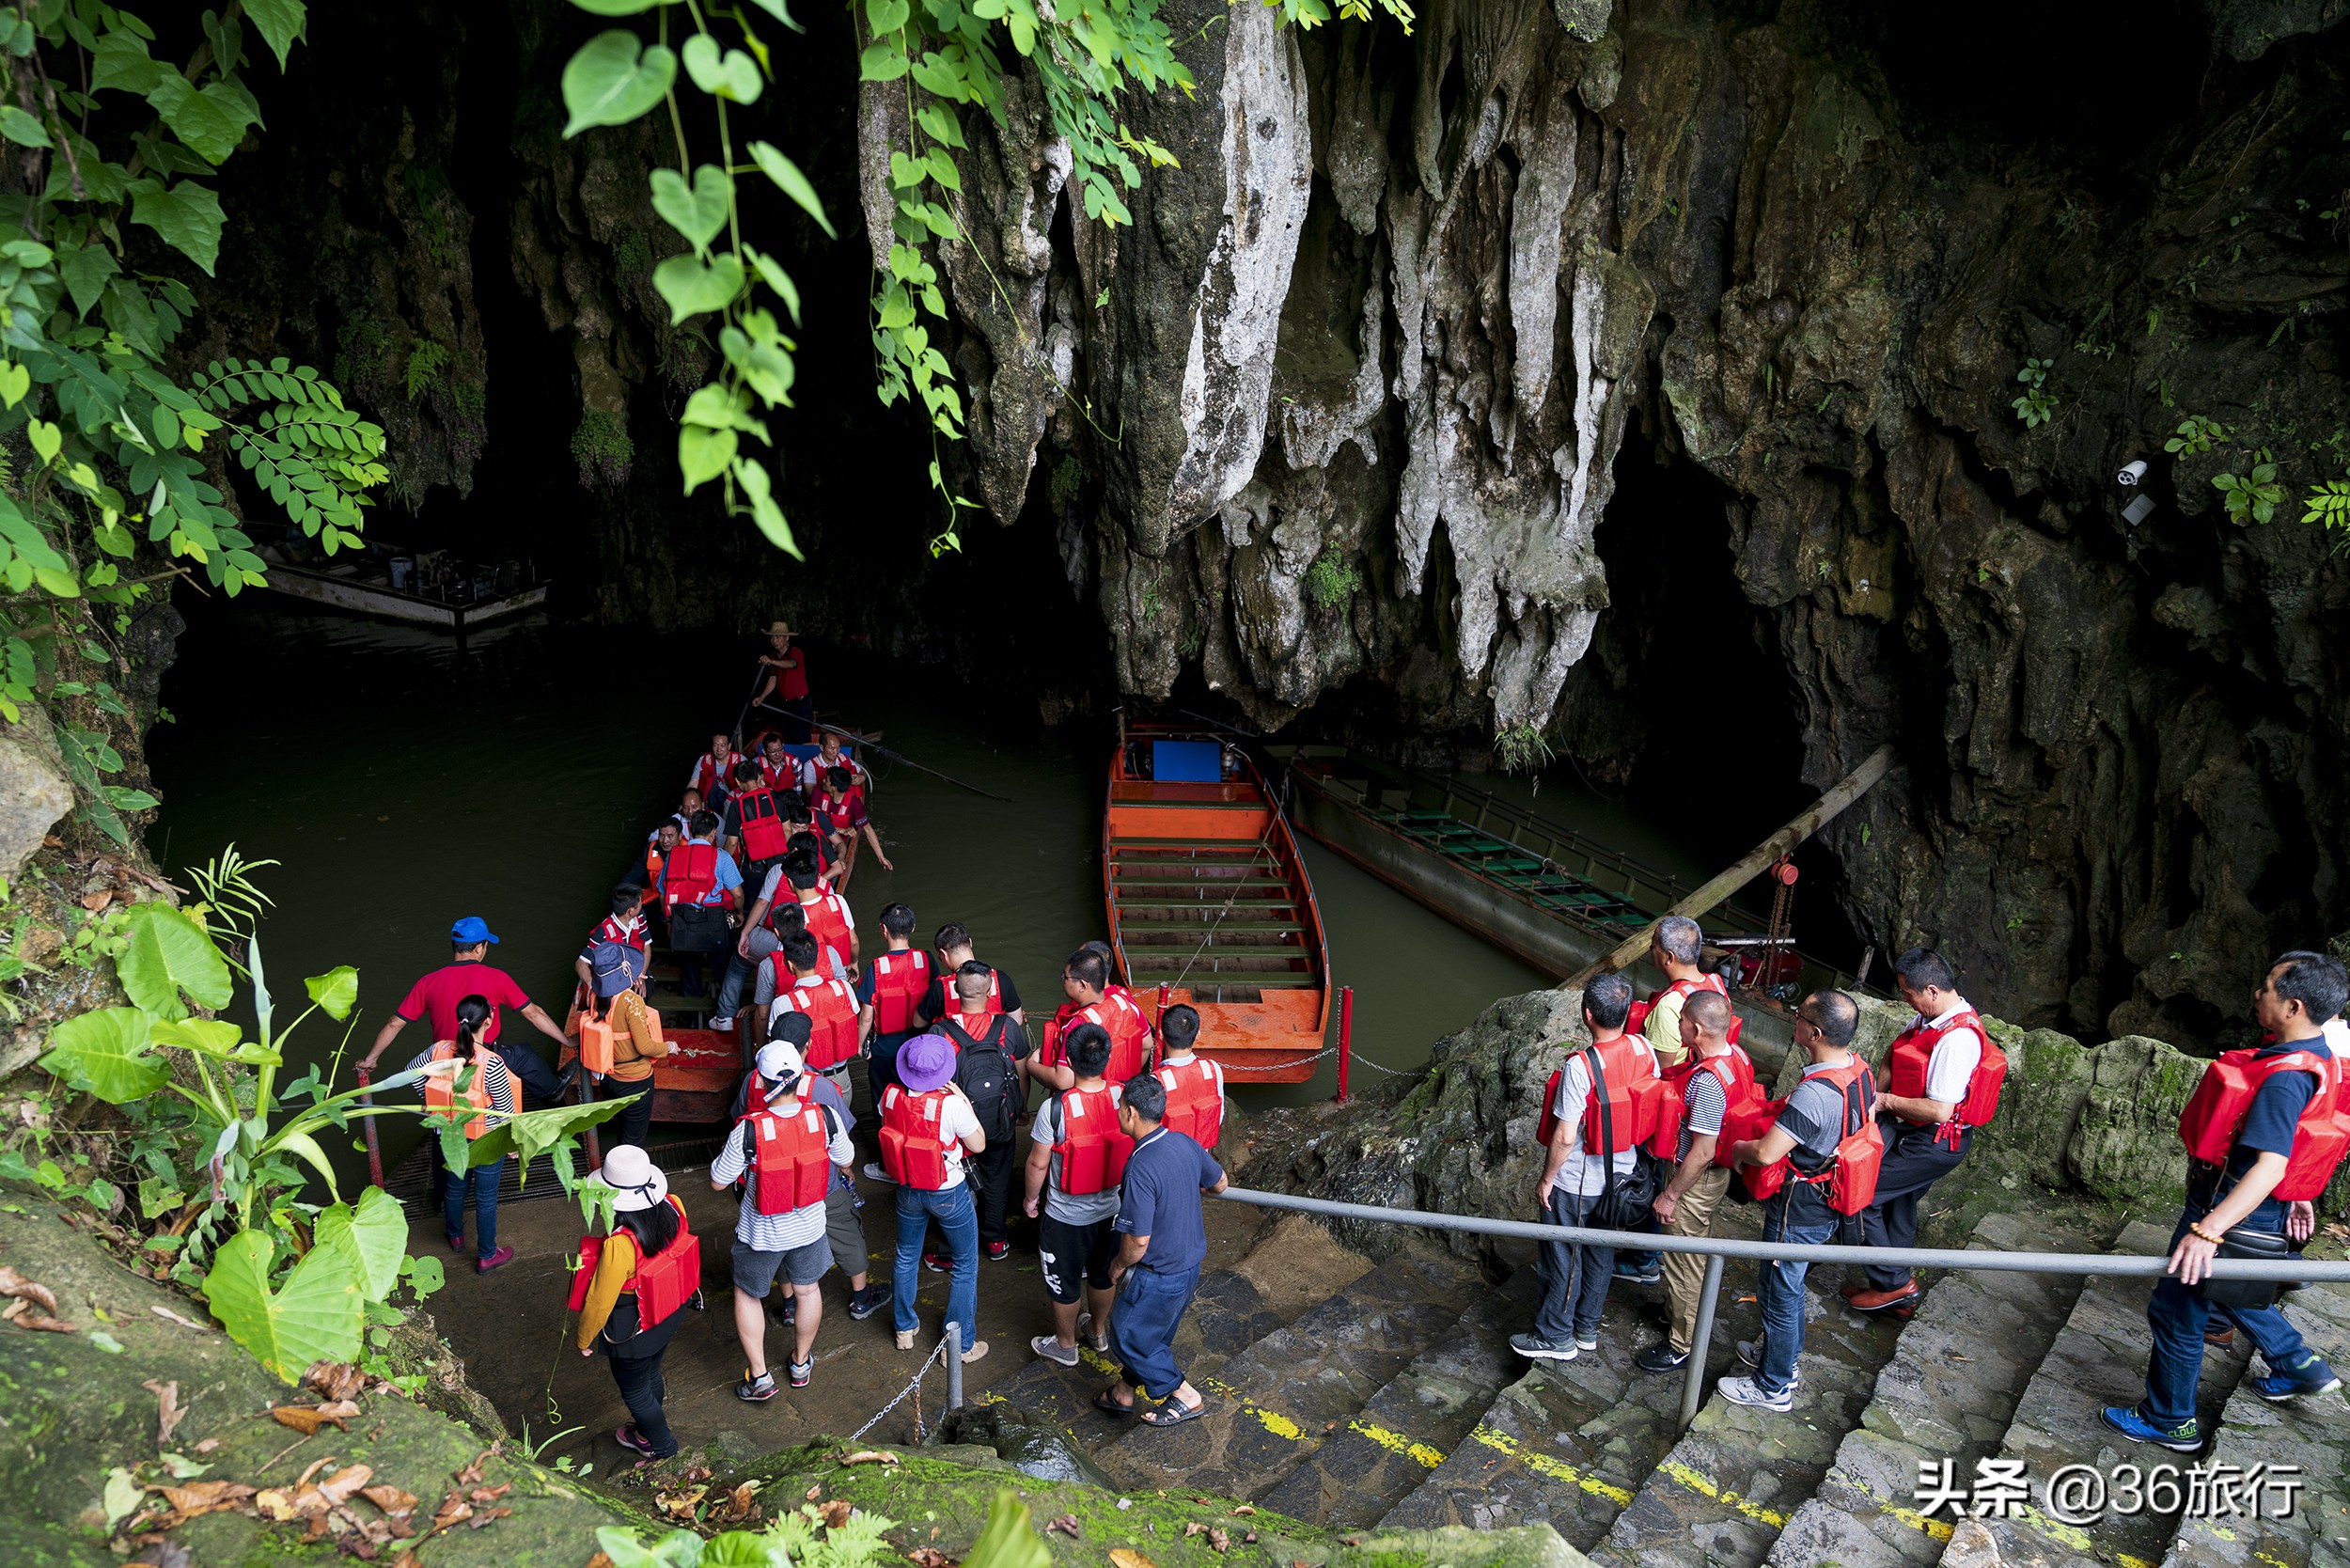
[590,1144,669,1213]
[755,1041,807,1087]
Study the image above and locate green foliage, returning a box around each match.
[594,1487,923,1568]
[1305,544,1363,610]
[2011,358,2057,429]
[403,339,451,401]
[200,1223,365,1383]
[1494,720,1553,776]
[2164,415,2231,457]
[2213,449,2283,525]
[572,409,636,487]
[2302,478,2350,532]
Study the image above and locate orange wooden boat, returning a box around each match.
[1104,722,1333,1084]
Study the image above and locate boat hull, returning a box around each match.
[264,564,549,630]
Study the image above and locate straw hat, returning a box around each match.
[765,619,793,637]
[591,1145,669,1213]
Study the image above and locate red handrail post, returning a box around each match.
[355,1064,385,1190]
[1336,986,1355,1105]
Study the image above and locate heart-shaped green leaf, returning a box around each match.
[202,1228,363,1384]
[747,142,834,238]
[26,417,60,464]
[243,0,307,71]
[562,31,677,137]
[117,902,232,1020]
[149,1017,244,1057]
[0,362,28,407]
[313,1186,406,1297]
[866,0,910,34]
[681,35,762,103]
[678,425,736,494]
[39,1008,168,1104]
[303,965,358,1021]
[651,252,744,324]
[650,164,729,256]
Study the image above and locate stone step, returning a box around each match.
[1258,1270,1542,1529]
[2162,1279,2350,1568]
[1586,1243,1911,1568]
[1763,1212,2099,1568]
[1375,1270,1692,1549]
[1089,1243,1484,1498]
[1936,1218,2251,1568]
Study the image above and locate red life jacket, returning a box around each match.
[663,841,719,912]
[869,949,932,1035]
[796,889,854,958]
[1534,1036,1664,1154]
[815,786,860,832]
[759,753,796,791]
[2178,1046,2350,1202]
[566,1197,701,1328]
[1744,1058,1883,1212]
[1043,1000,1152,1082]
[879,1084,959,1190]
[1624,973,1741,1046]
[1053,1085,1134,1196]
[775,975,861,1071]
[736,1102,837,1215]
[1156,1056,1225,1149]
[932,964,1003,1018]
[1887,1008,2007,1145]
[1645,1044,1763,1165]
[423,1043,493,1138]
[690,752,736,801]
[734,784,791,862]
[590,913,649,952]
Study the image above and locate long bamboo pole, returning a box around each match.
[1559,744,1899,990]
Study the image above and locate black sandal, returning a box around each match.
[1138,1396,1207,1426]
[1092,1389,1137,1417]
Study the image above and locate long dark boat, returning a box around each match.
[1104,722,1333,1083]
[1278,746,1875,1059]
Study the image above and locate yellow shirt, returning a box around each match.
[575,1229,641,1350]
[1643,987,1692,1069]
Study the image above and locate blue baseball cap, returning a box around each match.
[450,917,499,946]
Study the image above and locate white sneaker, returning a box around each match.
[1716,1374,1794,1412]
[1575,1333,1599,1353]
[1031,1335,1080,1367]
[710,1015,735,1030]
[864,1162,898,1184]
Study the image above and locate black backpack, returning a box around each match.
[948,1015,1026,1142]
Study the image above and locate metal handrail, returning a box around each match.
[1214,1185,2350,1435]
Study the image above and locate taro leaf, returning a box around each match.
[458,1099,627,1188]
[562,31,677,137]
[650,164,729,256]
[701,1531,786,1566]
[313,1186,404,1297]
[118,902,231,1019]
[201,1228,363,1384]
[303,965,357,1021]
[966,1489,1050,1568]
[243,0,308,71]
[39,1007,168,1104]
[595,1526,711,1567]
[129,180,226,275]
[651,252,744,324]
[149,1017,244,1057]
[747,142,833,238]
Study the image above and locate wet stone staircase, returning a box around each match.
[979,1207,2350,1568]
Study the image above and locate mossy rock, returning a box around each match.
[708,1441,1592,1568]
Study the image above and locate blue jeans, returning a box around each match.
[713,927,778,1025]
[1754,1189,1838,1396]
[443,1161,500,1259]
[1112,1263,1201,1400]
[893,1181,978,1351]
[1533,1185,1615,1343]
[2143,1204,2330,1427]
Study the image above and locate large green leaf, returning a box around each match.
[651,252,744,324]
[149,1017,243,1057]
[129,180,227,275]
[303,965,358,1021]
[459,1098,627,1184]
[313,1187,405,1297]
[146,75,261,165]
[244,0,308,71]
[562,31,677,136]
[201,1228,363,1384]
[57,242,121,320]
[678,426,735,493]
[650,164,730,256]
[747,142,834,238]
[39,1008,168,1104]
[117,902,232,1020]
[964,1490,1050,1568]
[680,35,761,103]
[90,32,166,96]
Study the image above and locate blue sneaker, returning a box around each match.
[1613,1262,1663,1285]
[2249,1368,2343,1402]
[2099,1404,2201,1452]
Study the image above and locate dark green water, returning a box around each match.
[145,600,1555,1178]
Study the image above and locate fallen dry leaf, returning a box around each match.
[124,1544,192,1568]
[151,1304,211,1332]
[304,1360,367,1403]
[1206,1529,1230,1553]
[1185,1524,1207,1538]
[906,1550,958,1568]
[81,889,113,912]
[1243,1533,1258,1544]
[1109,1551,1156,1568]
[821,1498,854,1529]
[143,1379,187,1447]
[391,1554,421,1568]
[295,1457,337,1490]
[838,1450,900,1466]
[154,1481,254,1515]
[1230,1506,1256,1516]
[468,1506,514,1529]
[315,1466,372,1508]
[431,1490,473,1531]
[468,1483,511,1505]
[453,1450,490,1486]
[0,1265,58,1313]
[586,1556,615,1568]
[362,1484,418,1514]
[270,1402,359,1435]
[0,1297,21,1321]
[1045,1513,1082,1539]
[658,1485,708,1518]
[17,1312,74,1332]
[805,1484,823,1502]
[193,1439,219,1455]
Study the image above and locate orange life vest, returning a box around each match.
[1743,1058,1883,1213]
[423,1043,492,1138]
[566,1196,701,1327]
[579,1002,662,1075]
[1645,1044,1763,1165]
[737,1102,837,1215]
[2178,1046,2350,1202]
[868,949,932,1034]
[879,1084,959,1190]
[775,975,861,1071]
[1534,1036,1664,1154]
[1886,1009,2006,1145]
[663,841,719,912]
[734,783,791,862]
[1156,1056,1225,1149]
[1053,1085,1134,1196]
[1624,973,1740,1045]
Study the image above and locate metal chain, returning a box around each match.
[1216,1048,1337,1075]
[1345,1050,1425,1077]
[849,1337,949,1441]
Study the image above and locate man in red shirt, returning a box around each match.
[359,917,569,1104]
[755,620,812,743]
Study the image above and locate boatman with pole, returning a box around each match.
[754,620,812,743]
[2102,951,2348,1450]
[360,917,569,1105]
